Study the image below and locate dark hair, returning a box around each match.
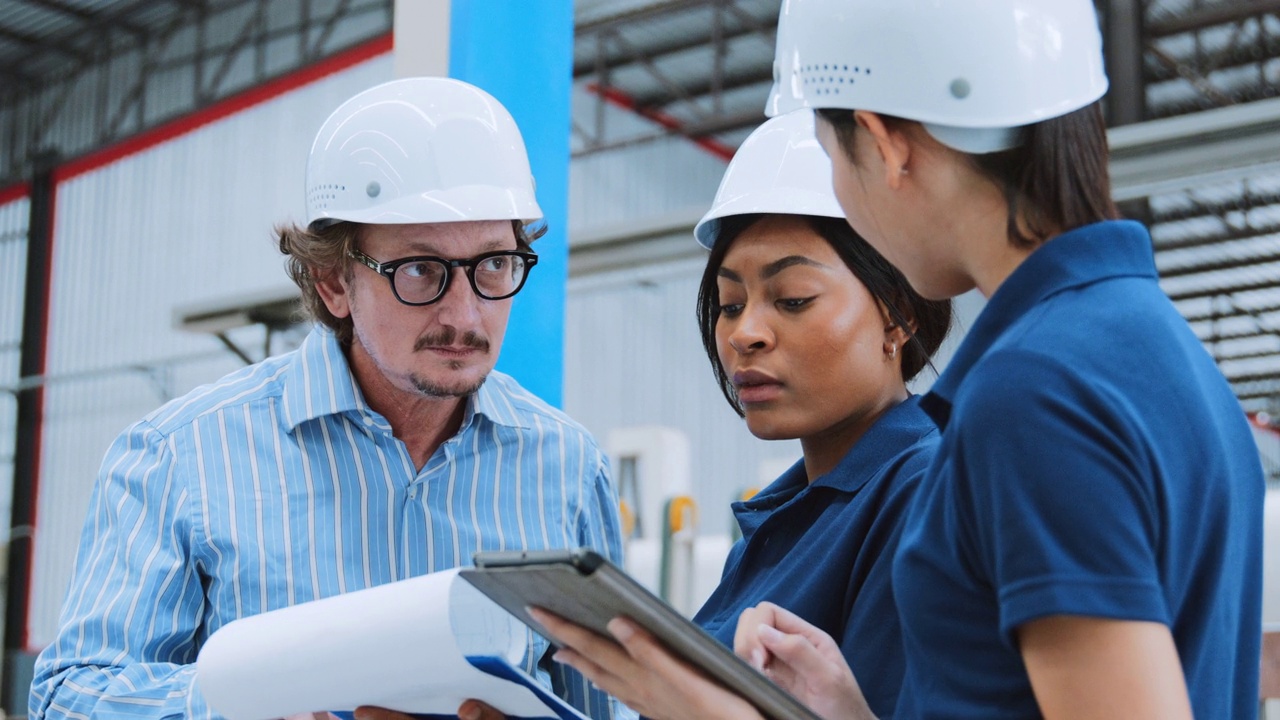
[695,213,952,417]
[278,219,544,344]
[817,101,1119,248]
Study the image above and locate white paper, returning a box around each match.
[196,568,581,719]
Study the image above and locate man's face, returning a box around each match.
[320,220,518,399]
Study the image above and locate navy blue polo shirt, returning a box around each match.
[693,396,938,719]
[893,220,1264,718]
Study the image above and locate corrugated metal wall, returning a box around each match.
[0,195,29,548]
[569,131,726,232]
[0,192,29,668]
[27,54,392,648]
[564,252,802,537]
[2,2,392,184]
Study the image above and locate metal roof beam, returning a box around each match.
[1160,251,1280,280]
[1153,222,1280,255]
[0,23,90,63]
[629,64,772,109]
[680,107,764,137]
[17,0,148,38]
[573,13,776,77]
[1192,320,1280,342]
[1152,191,1280,226]
[1182,298,1280,323]
[1108,96,1280,202]
[1212,347,1280,363]
[1147,0,1280,39]
[576,0,709,34]
[1167,274,1280,303]
[1232,380,1280,401]
[1146,40,1280,85]
[1221,367,1280,384]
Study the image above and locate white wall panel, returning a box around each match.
[565,253,803,537]
[27,55,393,648]
[569,134,726,234]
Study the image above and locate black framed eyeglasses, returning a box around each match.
[349,248,539,306]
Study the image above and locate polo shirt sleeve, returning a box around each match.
[952,349,1168,646]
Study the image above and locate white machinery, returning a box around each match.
[607,426,733,616]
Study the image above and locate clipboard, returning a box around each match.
[459,548,822,720]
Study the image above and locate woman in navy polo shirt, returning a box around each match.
[535,1,1264,719]
[685,109,949,720]
[524,110,949,720]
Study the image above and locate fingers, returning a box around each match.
[457,700,507,720]
[605,617,687,678]
[757,623,828,677]
[548,646,613,689]
[734,604,780,671]
[527,607,631,669]
[351,707,416,720]
[762,603,841,654]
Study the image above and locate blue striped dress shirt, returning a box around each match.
[31,326,627,720]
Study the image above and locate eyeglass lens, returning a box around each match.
[393,254,529,303]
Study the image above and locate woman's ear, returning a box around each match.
[315,267,352,320]
[877,301,916,345]
[854,111,912,190]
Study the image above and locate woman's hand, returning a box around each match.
[529,607,765,720]
[734,602,876,720]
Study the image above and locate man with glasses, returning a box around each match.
[31,78,626,720]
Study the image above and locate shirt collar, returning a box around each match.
[282,326,370,431]
[463,371,531,431]
[811,394,935,493]
[920,220,1157,430]
[744,395,935,505]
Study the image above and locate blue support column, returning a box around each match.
[449,1,573,407]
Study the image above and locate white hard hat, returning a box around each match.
[766,0,1109,153]
[305,77,542,230]
[693,110,844,250]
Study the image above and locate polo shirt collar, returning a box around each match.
[920,220,1156,430]
[811,394,934,493]
[745,395,935,507]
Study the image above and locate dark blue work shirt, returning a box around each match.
[894,220,1264,719]
[693,397,938,719]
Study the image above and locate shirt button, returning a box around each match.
[363,416,374,426]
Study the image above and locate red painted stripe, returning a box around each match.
[586,83,737,162]
[0,182,30,205]
[19,31,391,652]
[55,31,393,183]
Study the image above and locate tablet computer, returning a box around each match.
[459,548,822,720]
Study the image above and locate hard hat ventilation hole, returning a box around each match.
[950,79,971,99]
[367,181,381,198]
[796,63,872,95]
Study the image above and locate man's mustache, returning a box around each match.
[414,328,490,353]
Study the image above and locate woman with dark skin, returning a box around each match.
[534,1,1264,719]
